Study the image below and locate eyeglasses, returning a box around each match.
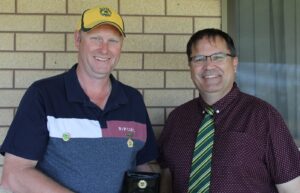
[189,52,235,65]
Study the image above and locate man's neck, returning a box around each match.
[200,90,228,106]
[76,70,112,109]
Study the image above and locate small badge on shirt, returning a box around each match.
[127,138,134,148]
[62,132,71,142]
[127,131,134,148]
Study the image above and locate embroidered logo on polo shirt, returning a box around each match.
[103,120,147,143]
[62,132,71,142]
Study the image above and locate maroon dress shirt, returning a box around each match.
[158,83,300,193]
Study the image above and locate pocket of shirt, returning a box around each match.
[212,131,265,167]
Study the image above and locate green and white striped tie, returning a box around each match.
[188,107,215,193]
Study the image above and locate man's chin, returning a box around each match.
[201,85,223,94]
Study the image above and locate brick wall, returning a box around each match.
[0,0,221,191]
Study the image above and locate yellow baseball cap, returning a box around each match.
[77,6,125,36]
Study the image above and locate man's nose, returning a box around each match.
[98,42,109,53]
[203,56,215,67]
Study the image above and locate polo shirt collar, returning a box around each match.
[64,64,128,109]
[65,64,87,103]
[106,74,128,111]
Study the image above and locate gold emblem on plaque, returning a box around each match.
[138,179,147,189]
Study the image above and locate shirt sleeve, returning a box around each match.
[135,102,158,165]
[266,106,300,184]
[0,83,49,160]
[157,111,174,169]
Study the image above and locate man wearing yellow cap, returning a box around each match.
[0,6,158,193]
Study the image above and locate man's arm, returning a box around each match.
[160,168,172,193]
[276,176,300,193]
[1,153,74,193]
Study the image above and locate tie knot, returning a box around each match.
[205,107,214,116]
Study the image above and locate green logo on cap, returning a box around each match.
[100,8,112,17]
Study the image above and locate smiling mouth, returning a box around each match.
[202,74,219,79]
[95,56,109,61]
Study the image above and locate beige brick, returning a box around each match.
[119,71,164,88]
[147,108,165,125]
[145,17,192,33]
[144,54,189,70]
[116,53,143,69]
[167,0,221,16]
[152,126,163,139]
[0,90,25,107]
[0,71,13,88]
[166,107,175,117]
[0,0,15,13]
[15,70,64,88]
[0,126,9,166]
[144,89,193,106]
[123,35,163,52]
[18,0,66,13]
[194,17,221,31]
[67,33,76,51]
[16,34,65,51]
[166,71,194,88]
[0,33,14,50]
[166,35,190,52]
[111,71,117,78]
[121,0,164,15]
[0,109,13,126]
[0,52,43,69]
[123,16,143,33]
[68,0,118,14]
[0,15,43,31]
[0,127,9,146]
[46,53,77,69]
[46,15,80,32]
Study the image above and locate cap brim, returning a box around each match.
[82,21,125,37]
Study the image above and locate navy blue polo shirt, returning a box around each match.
[1,64,158,193]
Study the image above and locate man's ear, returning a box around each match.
[74,30,81,49]
[233,56,238,73]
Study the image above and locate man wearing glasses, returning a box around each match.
[158,28,300,193]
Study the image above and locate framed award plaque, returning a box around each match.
[122,171,160,193]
